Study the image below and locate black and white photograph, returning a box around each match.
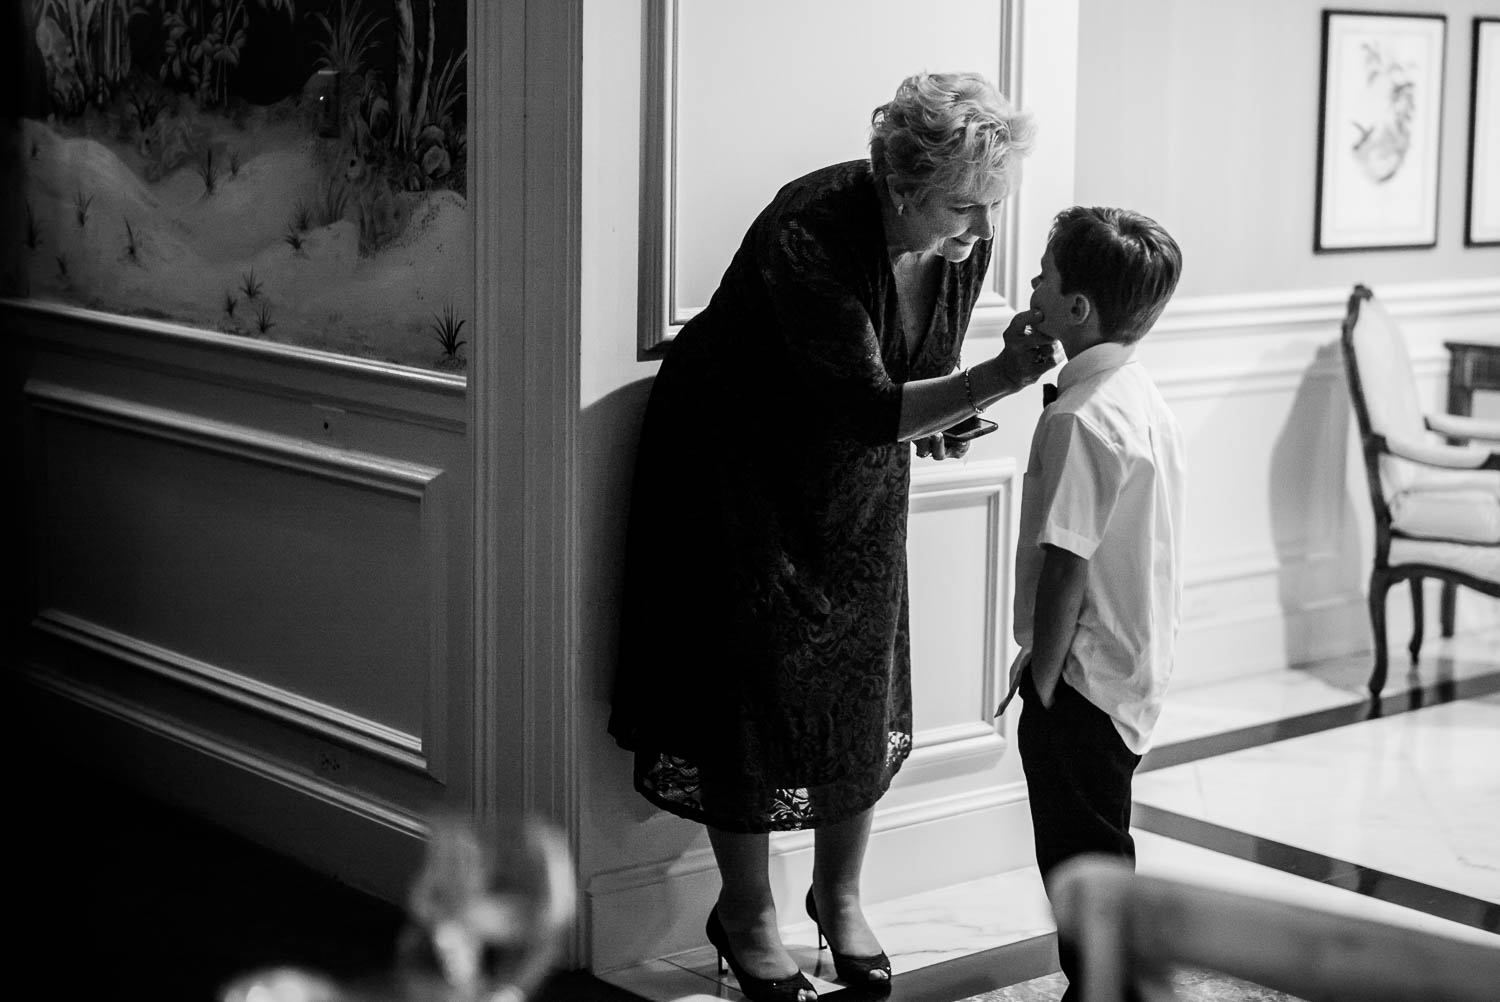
[5,3,1499,1002]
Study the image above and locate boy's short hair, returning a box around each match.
[1048,207,1182,344]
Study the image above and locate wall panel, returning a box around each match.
[28,382,444,751]
[7,303,471,900]
[639,0,1021,354]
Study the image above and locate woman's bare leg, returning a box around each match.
[810,807,886,970]
[707,827,804,982]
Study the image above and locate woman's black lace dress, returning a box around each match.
[610,160,993,832]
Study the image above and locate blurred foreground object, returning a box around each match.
[222,814,575,1002]
[1051,854,1500,1002]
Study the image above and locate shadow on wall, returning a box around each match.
[1269,341,1368,663]
[578,375,667,828]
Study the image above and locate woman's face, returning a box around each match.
[896,174,1008,262]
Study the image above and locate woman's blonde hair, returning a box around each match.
[870,71,1036,203]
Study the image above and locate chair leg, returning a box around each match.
[1440,581,1457,638]
[1369,572,1392,697]
[1409,577,1424,666]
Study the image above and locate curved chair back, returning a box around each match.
[1340,285,1399,559]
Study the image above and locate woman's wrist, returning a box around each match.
[966,356,1020,407]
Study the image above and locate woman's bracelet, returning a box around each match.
[962,367,983,415]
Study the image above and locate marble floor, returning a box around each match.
[598,628,1500,1002]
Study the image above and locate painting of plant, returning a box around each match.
[0,0,473,371]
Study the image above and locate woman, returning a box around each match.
[610,71,1056,1002]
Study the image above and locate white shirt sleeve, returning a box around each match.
[1033,412,1124,562]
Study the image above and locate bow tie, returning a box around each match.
[1042,383,1058,406]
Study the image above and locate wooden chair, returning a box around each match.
[1051,855,1500,1002]
[1339,284,1500,696]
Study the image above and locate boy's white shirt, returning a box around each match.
[997,341,1186,755]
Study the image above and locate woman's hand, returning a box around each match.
[995,308,1058,389]
[913,432,970,461]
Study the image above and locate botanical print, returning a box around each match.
[1,1,472,371]
[1348,40,1416,185]
[1316,12,1445,253]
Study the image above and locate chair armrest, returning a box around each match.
[1381,433,1500,470]
[1425,412,1500,444]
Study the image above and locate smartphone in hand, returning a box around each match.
[943,415,999,443]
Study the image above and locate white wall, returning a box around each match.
[1074,0,1500,297]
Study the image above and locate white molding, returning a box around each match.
[470,0,584,962]
[636,0,1026,355]
[995,0,1023,308]
[32,610,432,774]
[1152,278,1500,338]
[25,380,446,489]
[636,0,675,357]
[586,782,1029,900]
[966,278,1500,346]
[1,297,466,399]
[22,664,428,838]
[23,380,452,778]
[909,458,1018,758]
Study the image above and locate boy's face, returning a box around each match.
[1029,246,1099,359]
[1027,248,1069,336]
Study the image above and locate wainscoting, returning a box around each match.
[7,302,472,901]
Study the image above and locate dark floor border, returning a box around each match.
[823,666,1500,1000]
[1140,668,1500,773]
[1133,804,1500,935]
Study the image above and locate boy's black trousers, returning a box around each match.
[1018,670,1143,1002]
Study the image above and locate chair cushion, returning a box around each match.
[1389,490,1500,543]
[1405,465,1500,494]
[1389,537,1500,586]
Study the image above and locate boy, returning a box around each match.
[999,206,1184,1002]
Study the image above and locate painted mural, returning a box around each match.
[1,1,471,371]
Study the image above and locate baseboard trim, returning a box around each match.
[586,792,1036,973]
[12,670,427,903]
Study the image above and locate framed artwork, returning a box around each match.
[1466,17,1500,247]
[1,1,472,372]
[1315,10,1446,253]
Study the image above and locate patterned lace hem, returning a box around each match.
[633,732,914,833]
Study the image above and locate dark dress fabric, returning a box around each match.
[610,160,993,833]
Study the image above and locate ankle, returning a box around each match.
[715,895,779,929]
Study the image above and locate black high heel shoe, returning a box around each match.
[705,907,817,1002]
[805,888,892,983]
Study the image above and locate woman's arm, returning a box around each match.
[897,309,1057,442]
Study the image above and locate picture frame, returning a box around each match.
[1466,17,1500,246]
[1315,10,1446,253]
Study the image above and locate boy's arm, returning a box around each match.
[1028,543,1089,708]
